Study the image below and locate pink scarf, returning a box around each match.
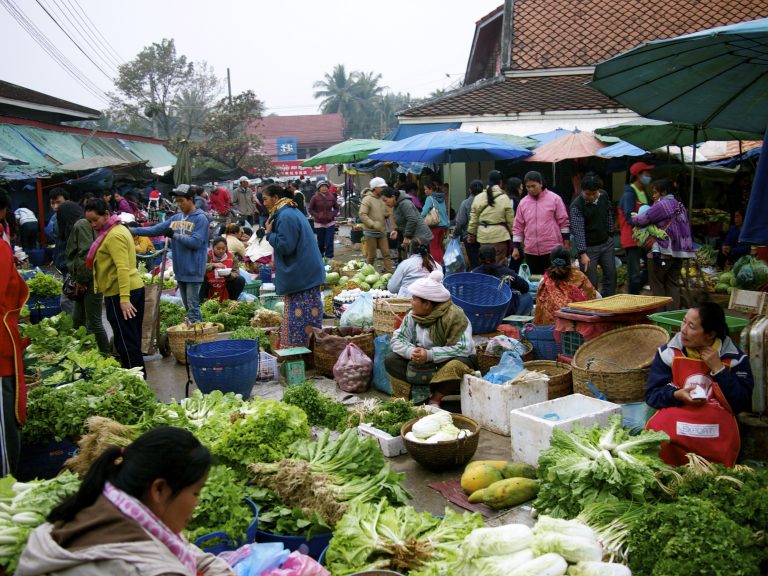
[85,215,121,270]
[103,482,196,575]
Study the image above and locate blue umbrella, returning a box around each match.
[527,128,575,145]
[597,141,647,158]
[741,128,768,245]
[368,130,532,164]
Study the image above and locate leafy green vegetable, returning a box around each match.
[21,314,99,372]
[349,398,428,437]
[281,380,348,431]
[534,416,669,518]
[325,499,483,576]
[202,299,259,331]
[229,326,271,352]
[627,497,762,576]
[26,273,62,297]
[159,301,186,336]
[245,485,333,539]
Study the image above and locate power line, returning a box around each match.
[0,0,110,104]
[46,0,121,74]
[34,0,114,82]
[67,0,125,66]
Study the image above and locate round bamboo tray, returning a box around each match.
[373,298,412,335]
[401,414,480,471]
[476,339,534,374]
[167,322,222,364]
[523,360,573,399]
[313,331,375,377]
[571,324,669,403]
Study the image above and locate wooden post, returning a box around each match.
[36,177,45,246]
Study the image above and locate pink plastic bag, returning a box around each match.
[333,342,372,393]
[261,551,330,576]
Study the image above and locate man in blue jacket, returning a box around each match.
[131,184,209,324]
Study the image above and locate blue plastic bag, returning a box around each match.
[373,335,392,395]
[484,350,526,384]
[443,238,466,274]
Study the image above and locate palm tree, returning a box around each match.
[313,64,359,119]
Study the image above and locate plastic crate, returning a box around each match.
[187,339,259,399]
[522,323,561,360]
[16,438,79,481]
[242,280,262,298]
[443,272,512,334]
[255,529,333,560]
[257,351,278,381]
[648,309,749,344]
[560,330,585,358]
[28,296,62,324]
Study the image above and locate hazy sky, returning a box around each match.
[2,0,503,115]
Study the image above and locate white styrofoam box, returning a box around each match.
[357,424,407,457]
[509,393,622,465]
[460,374,549,436]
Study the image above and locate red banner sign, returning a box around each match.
[273,160,327,178]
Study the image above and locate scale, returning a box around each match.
[275,347,312,386]
[729,289,768,460]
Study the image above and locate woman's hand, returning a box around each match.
[390,230,398,240]
[511,248,521,260]
[411,347,429,363]
[120,301,137,320]
[698,346,725,374]
[265,219,273,234]
[673,387,706,407]
[214,262,225,269]
[402,237,411,247]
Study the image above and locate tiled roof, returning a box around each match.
[0,80,100,121]
[400,75,619,118]
[248,113,344,146]
[510,0,768,70]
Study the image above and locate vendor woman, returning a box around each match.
[386,270,475,406]
[645,302,754,467]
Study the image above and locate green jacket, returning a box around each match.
[467,186,515,244]
[65,219,95,285]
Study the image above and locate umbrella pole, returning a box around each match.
[689,126,698,208]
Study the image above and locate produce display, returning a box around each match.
[25,272,62,297]
[21,313,98,374]
[159,300,186,336]
[137,261,176,290]
[689,208,730,226]
[337,259,393,291]
[201,299,260,331]
[228,325,272,352]
[250,307,283,328]
[403,411,473,443]
[281,380,349,431]
[348,398,429,437]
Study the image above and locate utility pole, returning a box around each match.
[227,68,232,104]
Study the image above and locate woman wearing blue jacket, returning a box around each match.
[263,184,325,347]
[421,181,449,265]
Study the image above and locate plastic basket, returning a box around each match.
[187,339,259,399]
[443,273,512,335]
[28,296,62,324]
[242,280,262,298]
[194,497,259,554]
[255,529,333,560]
[257,351,278,381]
[16,438,78,482]
[522,324,561,360]
[648,309,748,343]
[560,330,585,359]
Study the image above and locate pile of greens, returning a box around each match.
[534,416,669,518]
[26,273,62,297]
[21,314,98,372]
[325,499,483,576]
[229,325,271,353]
[201,299,259,331]
[159,301,186,336]
[282,380,348,431]
[349,398,428,437]
[22,366,157,444]
[248,428,411,537]
[0,472,81,573]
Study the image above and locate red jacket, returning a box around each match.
[0,241,29,423]
[209,187,232,215]
[307,191,339,225]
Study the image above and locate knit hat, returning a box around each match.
[409,269,451,302]
[369,176,387,189]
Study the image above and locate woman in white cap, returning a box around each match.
[386,269,475,406]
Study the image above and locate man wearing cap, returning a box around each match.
[232,177,255,223]
[131,184,210,324]
[620,162,654,294]
[359,177,394,273]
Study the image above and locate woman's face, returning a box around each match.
[411,295,434,316]
[651,187,661,202]
[525,180,543,197]
[383,195,396,208]
[734,211,743,227]
[213,242,227,258]
[85,210,107,232]
[113,192,123,201]
[263,193,277,210]
[680,308,716,349]
[148,473,208,535]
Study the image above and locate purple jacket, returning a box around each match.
[307,191,339,225]
[632,195,695,258]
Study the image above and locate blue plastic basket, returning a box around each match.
[187,339,259,399]
[443,272,512,334]
[194,497,259,554]
[255,529,333,560]
[523,323,561,360]
[28,296,62,324]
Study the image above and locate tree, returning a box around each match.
[109,39,194,139]
[193,90,273,174]
[313,64,359,120]
[172,61,222,140]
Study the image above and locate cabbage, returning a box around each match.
[531,532,603,564]
[508,553,568,576]
[358,282,371,291]
[463,524,533,557]
[360,264,376,276]
[567,562,632,576]
[325,272,340,284]
[719,271,735,284]
[365,274,379,285]
[472,550,535,576]
[412,411,452,439]
[533,516,597,542]
[339,276,349,285]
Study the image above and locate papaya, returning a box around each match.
[501,462,537,480]
[460,464,504,494]
[464,460,508,471]
[468,477,539,509]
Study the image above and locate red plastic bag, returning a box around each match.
[333,342,372,393]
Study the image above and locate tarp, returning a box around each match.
[385,122,461,141]
[741,127,768,245]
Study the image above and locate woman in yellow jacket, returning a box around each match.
[467,170,515,264]
[84,198,146,375]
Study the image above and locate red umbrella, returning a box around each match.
[526,130,607,163]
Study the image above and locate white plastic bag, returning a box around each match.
[340,292,374,329]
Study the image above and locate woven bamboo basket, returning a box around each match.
[167,322,222,364]
[313,330,375,377]
[566,294,673,314]
[400,414,480,471]
[389,375,431,404]
[476,340,534,374]
[571,324,669,403]
[373,298,412,335]
[523,360,573,399]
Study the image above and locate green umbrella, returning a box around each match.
[173,139,192,186]
[594,118,761,150]
[301,138,390,167]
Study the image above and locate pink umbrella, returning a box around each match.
[527,130,607,163]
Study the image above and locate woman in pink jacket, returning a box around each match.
[512,171,571,274]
